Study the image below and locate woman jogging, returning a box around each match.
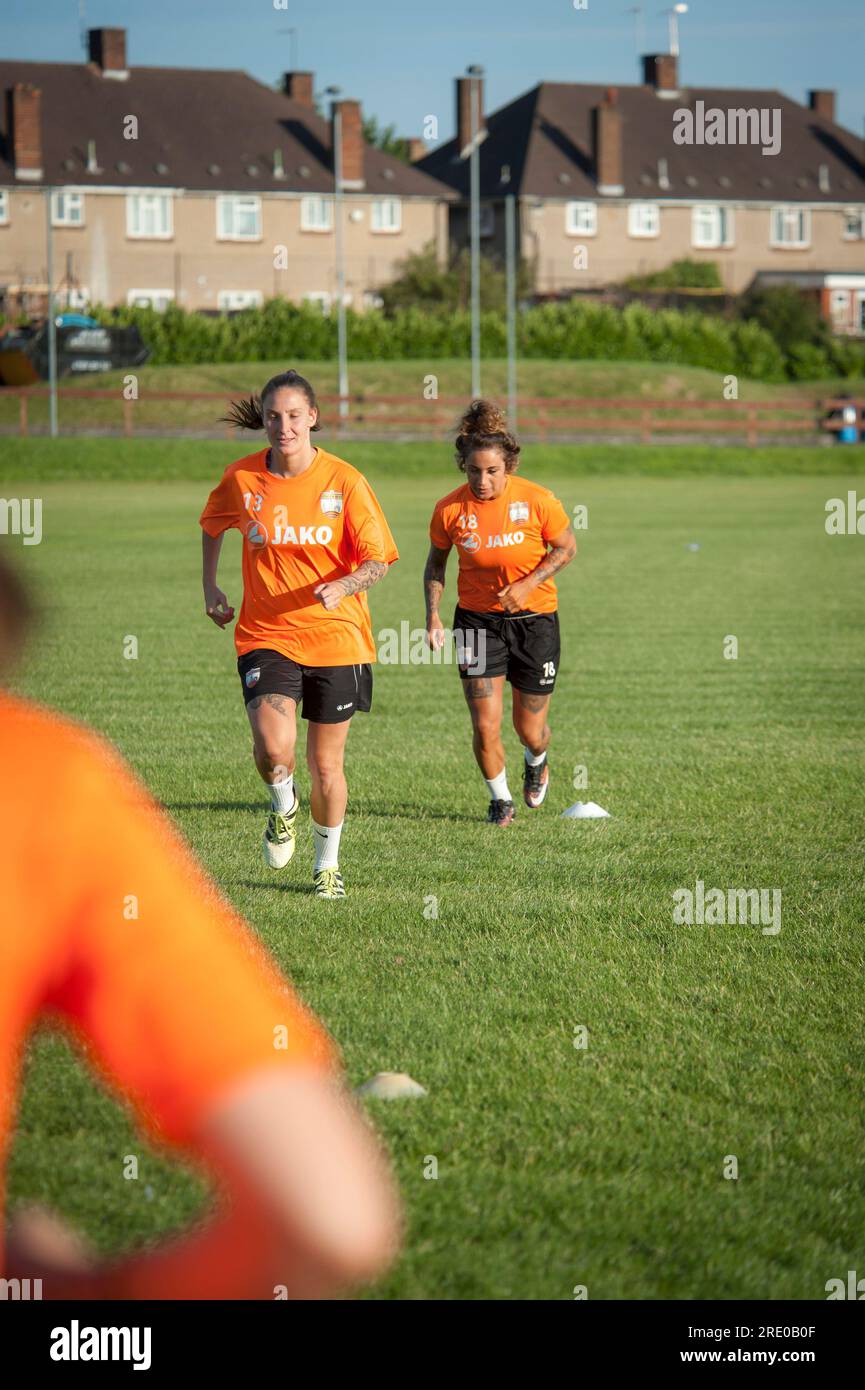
[424,400,576,825]
[201,370,398,899]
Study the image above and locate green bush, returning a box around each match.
[624,259,723,290]
[89,295,847,382]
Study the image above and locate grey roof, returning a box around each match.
[0,59,456,198]
[417,80,865,202]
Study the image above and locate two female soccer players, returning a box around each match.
[424,400,576,825]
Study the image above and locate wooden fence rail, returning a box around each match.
[1,386,862,446]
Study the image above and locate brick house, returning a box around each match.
[0,27,455,317]
[415,54,865,333]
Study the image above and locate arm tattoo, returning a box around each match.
[338,559,388,597]
[529,544,572,587]
[423,546,449,622]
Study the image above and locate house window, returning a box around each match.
[51,191,84,226]
[565,202,597,236]
[0,190,8,225]
[627,203,660,238]
[842,207,865,240]
[691,205,734,248]
[127,289,174,311]
[770,206,810,248]
[300,196,333,232]
[829,289,850,328]
[371,197,402,232]
[478,204,495,238]
[217,290,264,311]
[216,196,261,240]
[126,193,173,239]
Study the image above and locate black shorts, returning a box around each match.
[453,605,560,695]
[237,648,372,723]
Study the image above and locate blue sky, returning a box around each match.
[6,0,865,139]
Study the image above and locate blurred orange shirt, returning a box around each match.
[429,475,570,615]
[0,693,339,1273]
[200,446,399,666]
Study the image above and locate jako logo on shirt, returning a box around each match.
[485,532,524,548]
[246,520,268,547]
[509,501,530,524]
[273,524,333,545]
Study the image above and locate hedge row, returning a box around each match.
[93,298,865,382]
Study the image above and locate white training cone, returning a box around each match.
[561,801,611,819]
[354,1072,428,1100]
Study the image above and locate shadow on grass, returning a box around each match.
[165,799,481,824]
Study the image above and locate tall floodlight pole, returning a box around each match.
[662,3,688,57]
[467,64,484,398]
[505,193,516,433]
[327,86,349,420]
[45,188,58,438]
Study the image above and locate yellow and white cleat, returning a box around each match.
[314,866,346,899]
[262,796,298,869]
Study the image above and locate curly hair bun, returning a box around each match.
[454,397,520,473]
[458,398,509,440]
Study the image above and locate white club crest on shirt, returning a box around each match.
[509,501,530,524]
[320,490,343,516]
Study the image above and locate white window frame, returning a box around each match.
[371,197,402,233]
[216,195,261,241]
[0,190,8,225]
[217,289,264,311]
[304,291,332,311]
[127,288,175,312]
[300,196,333,232]
[126,192,173,240]
[691,204,734,249]
[478,204,495,238]
[627,202,660,238]
[565,202,597,237]
[842,207,865,240]
[770,206,811,248]
[51,191,85,227]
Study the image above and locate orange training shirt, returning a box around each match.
[200,446,399,666]
[429,474,570,614]
[0,693,339,1272]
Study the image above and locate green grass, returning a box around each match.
[1,356,858,435]
[4,439,865,1299]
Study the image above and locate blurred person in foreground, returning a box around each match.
[0,553,401,1298]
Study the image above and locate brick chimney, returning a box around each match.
[593,87,623,196]
[642,53,679,98]
[456,74,484,156]
[283,72,314,108]
[6,84,43,181]
[809,89,836,122]
[331,99,364,188]
[407,137,427,162]
[88,28,128,79]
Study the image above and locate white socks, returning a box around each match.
[525,748,547,767]
[313,819,343,872]
[485,768,512,802]
[269,774,295,813]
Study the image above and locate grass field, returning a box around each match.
[4,437,865,1299]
